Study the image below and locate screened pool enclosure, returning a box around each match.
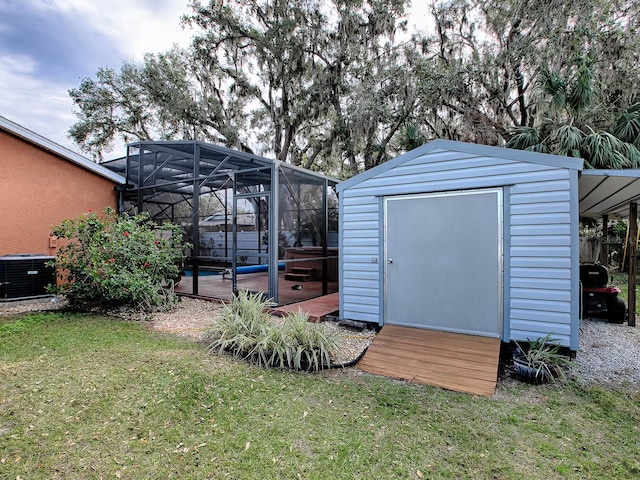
[105,141,339,305]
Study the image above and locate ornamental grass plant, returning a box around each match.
[513,332,573,383]
[206,291,338,371]
[206,290,272,358]
[276,310,338,371]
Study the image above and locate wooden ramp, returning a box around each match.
[358,325,501,397]
[270,292,339,322]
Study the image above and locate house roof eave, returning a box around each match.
[0,115,126,185]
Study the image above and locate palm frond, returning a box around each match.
[611,103,640,148]
[617,142,640,169]
[402,123,426,150]
[581,131,630,169]
[506,126,542,151]
[550,124,584,156]
[539,69,567,110]
[525,144,549,153]
[567,61,594,112]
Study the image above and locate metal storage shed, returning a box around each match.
[337,139,583,351]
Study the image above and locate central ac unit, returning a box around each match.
[0,254,56,301]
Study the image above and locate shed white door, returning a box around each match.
[384,189,503,337]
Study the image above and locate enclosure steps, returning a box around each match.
[358,325,501,397]
[270,292,339,322]
[284,267,315,282]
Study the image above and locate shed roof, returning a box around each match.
[336,139,584,192]
[0,116,125,184]
[335,138,640,219]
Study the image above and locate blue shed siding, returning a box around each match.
[508,169,575,347]
[338,142,581,349]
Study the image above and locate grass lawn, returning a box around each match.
[1,313,639,479]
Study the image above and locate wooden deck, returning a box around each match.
[175,271,338,306]
[358,325,501,397]
[269,292,340,322]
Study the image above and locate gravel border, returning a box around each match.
[574,317,640,392]
[3,297,638,392]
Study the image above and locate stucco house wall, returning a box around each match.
[0,117,125,257]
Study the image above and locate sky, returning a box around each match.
[0,0,430,161]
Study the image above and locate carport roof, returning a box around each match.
[579,169,640,219]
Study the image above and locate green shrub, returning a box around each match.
[48,207,188,311]
[207,291,338,371]
[613,219,628,238]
